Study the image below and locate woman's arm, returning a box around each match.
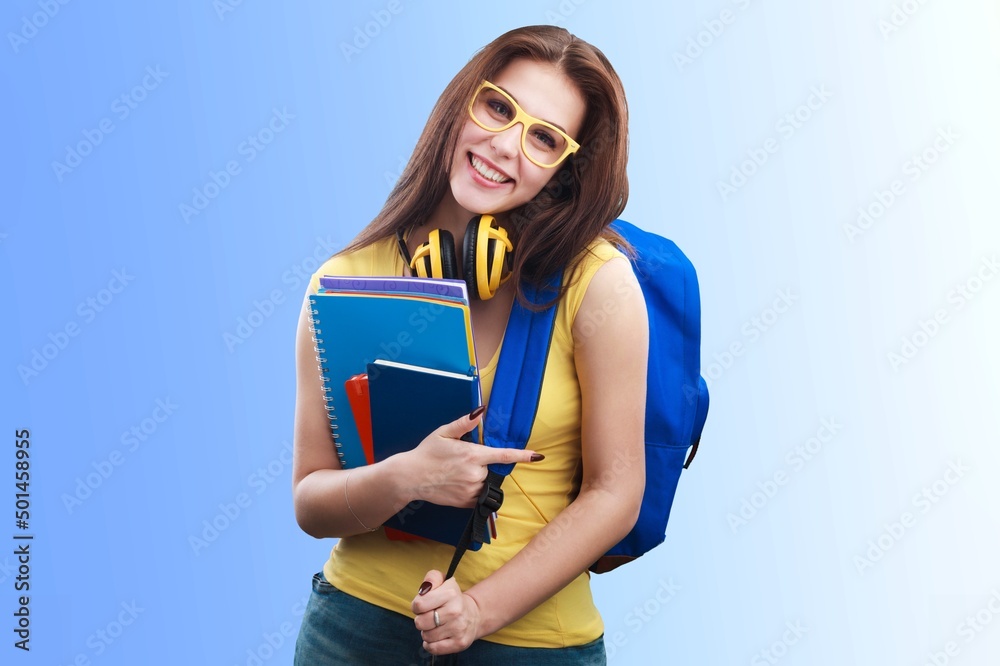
[292,292,409,537]
[292,293,542,538]
[413,256,649,654]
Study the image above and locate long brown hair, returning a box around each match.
[338,25,630,305]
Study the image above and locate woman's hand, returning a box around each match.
[412,570,483,656]
[399,407,543,509]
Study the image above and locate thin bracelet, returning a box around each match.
[345,468,378,532]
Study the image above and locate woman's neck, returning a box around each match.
[423,191,494,240]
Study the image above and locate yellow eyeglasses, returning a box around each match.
[468,81,581,169]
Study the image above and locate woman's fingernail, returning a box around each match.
[530,453,545,462]
[469,406,486,420]
[418,581,432,596]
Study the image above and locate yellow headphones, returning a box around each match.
[396,215,513,301]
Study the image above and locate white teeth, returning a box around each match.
[470,155,510,183]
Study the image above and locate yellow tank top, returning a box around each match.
[307,235,625,648]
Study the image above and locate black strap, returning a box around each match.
[445,470,505,579]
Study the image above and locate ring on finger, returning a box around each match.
[433,610,441,628]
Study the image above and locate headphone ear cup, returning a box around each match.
[411,228,458,279]
[410,242,431,278]
[437,229,458,279]
[463,216,482,299]
[464,215,512,300]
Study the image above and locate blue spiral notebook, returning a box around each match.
[307,277,478,469]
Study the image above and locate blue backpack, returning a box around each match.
[461,219,709,574]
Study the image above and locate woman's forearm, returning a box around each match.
[294,452,415,539]
[465,481,643,638]
[294,409,535,539]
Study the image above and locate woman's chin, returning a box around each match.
[452,187,510,217]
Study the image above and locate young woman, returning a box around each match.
[292,25,648,664]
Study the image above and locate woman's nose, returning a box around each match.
[489,124,522,160]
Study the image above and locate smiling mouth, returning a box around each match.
[469,154,512,184]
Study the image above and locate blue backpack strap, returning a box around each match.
[483,274,563,476]
[445,274,562,581]
[684,377,709,468]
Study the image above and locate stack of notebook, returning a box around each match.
[307,276,486,547]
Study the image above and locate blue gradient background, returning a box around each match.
[3,1,999,664]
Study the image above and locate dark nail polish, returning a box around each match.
[469,406,486,420]
[418,581,432,596]
[530,453,545,462]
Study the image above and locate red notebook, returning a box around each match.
[344,374,375,465]
[345,373,421,542]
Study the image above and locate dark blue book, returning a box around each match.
[367,359,485,547]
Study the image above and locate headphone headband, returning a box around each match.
[395,228,412,267]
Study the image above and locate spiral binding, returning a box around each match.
[308,296,343,462]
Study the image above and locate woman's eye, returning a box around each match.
[530,129,557,150]
[488,100,512,119]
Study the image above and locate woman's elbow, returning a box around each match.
[293,479,330,539]
[617,483,644,538]
[584,481,644,542]
[295,511,325,540]
[605,462,646,534]
[293,498,322,539]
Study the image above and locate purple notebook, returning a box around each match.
[319,276,468,301]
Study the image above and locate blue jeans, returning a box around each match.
[294,572,607,665]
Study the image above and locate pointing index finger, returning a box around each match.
[477,446,545,466]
